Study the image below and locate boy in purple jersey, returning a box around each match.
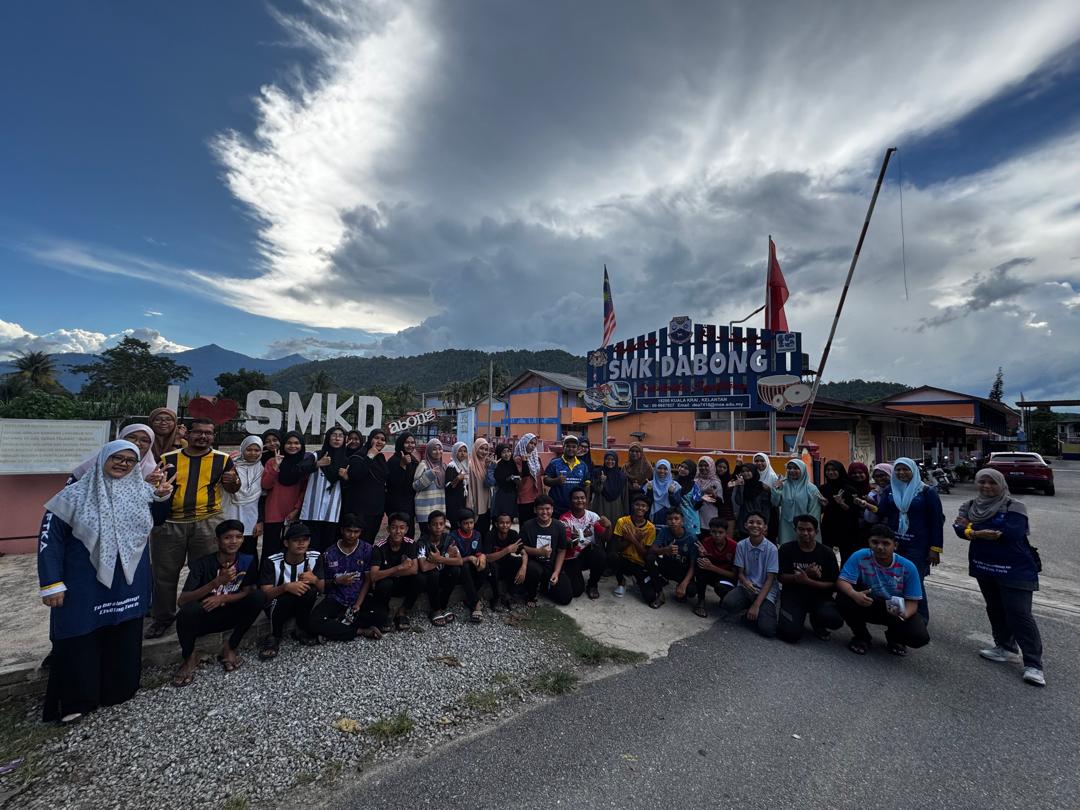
[308,514,381,641]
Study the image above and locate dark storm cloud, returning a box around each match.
[918,258,1035,330]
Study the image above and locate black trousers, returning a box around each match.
[240,534,260,569]
[549,544,610,604]
[415,569,442,613]
[308,594,380,640]
[361,513,384,544]
[373,575,421,618]
[306,520,339,553]
[656,556,696,598]
[836,592,929,648]
[485,555,522,602]
[977,577,1043,669]
[521,558,550,601]
[262,522,285,559]
[176,590,267,657]
[43,617,143,722]
[617,555,662,604]
[440,564,483,610]
[777,588,843,642]
[694,568,734,603]
[266,587,318,637]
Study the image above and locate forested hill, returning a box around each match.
[269,349,585,393]
[817,379,911,402]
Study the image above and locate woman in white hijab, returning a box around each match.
[70,423,159,482]
[38,440,174,723]
[221,435,265,562]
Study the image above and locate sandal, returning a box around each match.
[171,669,196,688]
[430,614,447,627]
[357,627,383,640]
[813,629,832,641]
[379,623,394,634]
[847,638,869,656]
[526,599,538,609]
[693,603,708,618]
[887,642,908,657]
[470,607,483,624]
[443,611,456,623]
[217,654,243,673]
[397,615,412,630]
[587,586,600,600]
[259,636,281,661]
[649,593,666,610]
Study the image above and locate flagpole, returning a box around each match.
[793,147,897,452]
[602,266,609,451]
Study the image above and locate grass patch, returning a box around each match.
[491,671,515,686]
[0,698,66,793]
[293,772,316,786]
[220,796,250,810]
[463,690,502,713]
[520,606,647,665]
[528,670,580,696]
[367,712,414,741]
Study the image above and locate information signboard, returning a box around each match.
[0,419,111,474]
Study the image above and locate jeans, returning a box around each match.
[976,577,1043,669]
[777,588,843,642]
[176,590,266,657]
[836,592,930,648]
[150,516,223,623]
[720,585,778,638]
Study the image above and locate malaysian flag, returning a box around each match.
[602,265,617,346]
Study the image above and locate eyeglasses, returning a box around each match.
[109,456,138,467]
[189,429,214,436]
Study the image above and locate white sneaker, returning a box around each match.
[613,585,626,598]
[979,645,1021,663]
[1022,667,1046,687]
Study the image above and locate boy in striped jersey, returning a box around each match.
[257,522,323,660]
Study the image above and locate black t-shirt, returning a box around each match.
[372,537,418,570]
[417,532,447,564]
[778,542,840,595]
[182,552,258,596]
[483,528,521,554]
[520,519,567,561]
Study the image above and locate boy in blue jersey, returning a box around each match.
[543,435,590,514]
[308,514,381,641]
[173,519,266,686]
[836,524,929,655]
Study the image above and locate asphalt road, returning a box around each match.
[330,471,1080,810]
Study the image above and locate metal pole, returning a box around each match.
[793,147,897,451]
[488,360,494,442]
[728,304,766,450]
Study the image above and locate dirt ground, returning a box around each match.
[1,552,52,668]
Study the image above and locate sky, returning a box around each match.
[2,0,1080,402]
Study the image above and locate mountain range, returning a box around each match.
[0,344,309,394]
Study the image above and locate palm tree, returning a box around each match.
[305,370,336,394]
[11,351,62,392]
[443,381,468,409]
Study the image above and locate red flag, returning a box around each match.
[765,236,789,332]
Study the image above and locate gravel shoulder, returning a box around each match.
[0,604,627,810]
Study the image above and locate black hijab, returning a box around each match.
[600,451,627,502]
[676,459,696,494]
[277,430,308,486]
[741,465,764,500]
[819,459,853,499]
[391,432,418,469]
[357,428,388,485]
[715,457,733,490]
[318,426,349,485]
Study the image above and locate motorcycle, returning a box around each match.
[923,459,953,494]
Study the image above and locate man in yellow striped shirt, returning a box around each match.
[146,417,241,639]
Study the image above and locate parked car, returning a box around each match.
[985,452,1055,496]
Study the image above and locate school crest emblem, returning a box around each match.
[588,349,608,368]
[669,316,693,344]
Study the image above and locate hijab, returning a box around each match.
[277,430,308,487]
[345,430,364,451]
[847,462,872,496]
[624,442,653,485]
[148,407,183,461]
[819,459,851,499]
[961,469,1027,523]
[468,438,492,513]
[741,465,764,501]
[422,439,446,487]
[600,451,627,501]
[229,436,264,505]
[714,456,733,492]
[43,440,155,589]
[890,458,925,536]
[695,456,724,501]
[778,458,820,514]
[676,459,697,495]
[469,437,491,484]
[359,429,389,485]
[872,462,894,493]
[753,452,779,487]
[650,460,676,507]
[260,429,282,464]
[392,432,418,468]
[318,426,349,485]
[514,433,541,478]
[72,424,157,481]
[577,440,595,474]
[449,441,470,498]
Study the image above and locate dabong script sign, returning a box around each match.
[584,317,808,412]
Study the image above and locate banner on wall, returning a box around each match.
[584,316,807,412]
[455,408,476,442]
[0,419,110,474]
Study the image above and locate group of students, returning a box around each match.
[36,411,1048,723]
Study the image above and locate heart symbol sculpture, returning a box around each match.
[187,396,239,425]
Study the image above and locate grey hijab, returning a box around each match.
[960,468,1027,524]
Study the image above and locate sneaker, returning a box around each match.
[980,645,1021,663]
[1022,667,1046,687]
[613,585,626,598]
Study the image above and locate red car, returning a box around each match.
[985,452,1055,496]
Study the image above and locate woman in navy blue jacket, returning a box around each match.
[874,457,944,623]
[38,440,173,723]
[954,468,1044,687]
